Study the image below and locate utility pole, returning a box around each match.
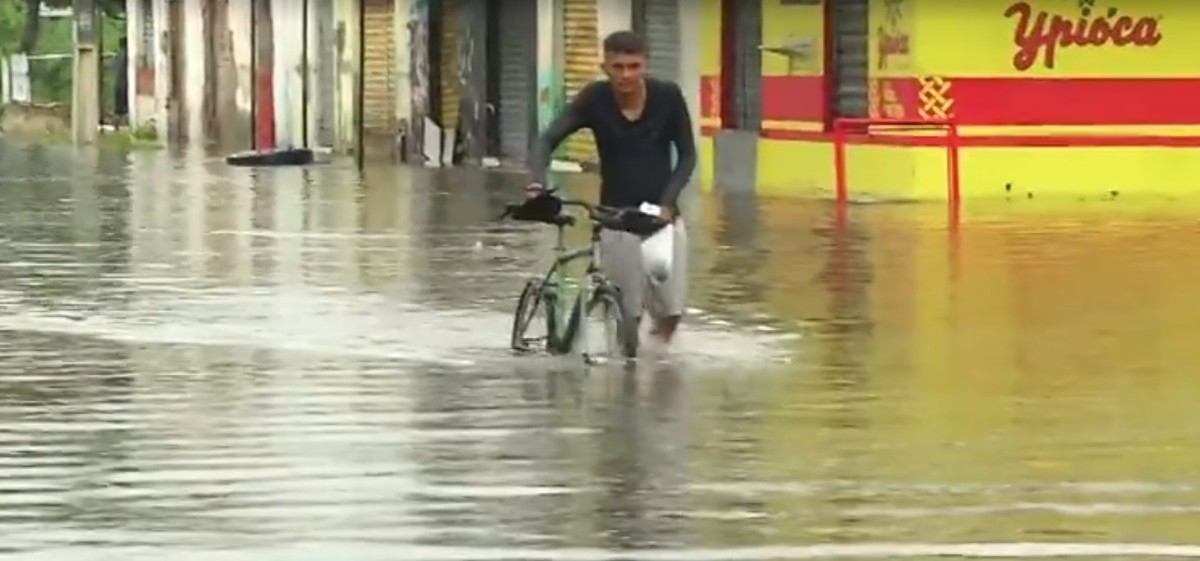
[72,0,100,145]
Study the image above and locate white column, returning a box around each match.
[272,0,306,148]
[152,0,170,141]
[394,0,412,135]
[125,0,141,125]
[334,0,360,152]
[183,0,207,143]
[229,0,255,130]
[679,0,702,146]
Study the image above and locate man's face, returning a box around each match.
[602,51,647,94]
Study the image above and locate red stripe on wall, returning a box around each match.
[701,75,824,123]
[947,78,1200,126]
[703,125,1200,147]
[709,76,1200,130]
[762,75,825,122]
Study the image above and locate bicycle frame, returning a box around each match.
[536,217,607,356]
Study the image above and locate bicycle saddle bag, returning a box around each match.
[505,194,564,224]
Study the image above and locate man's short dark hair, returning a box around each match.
[603,30,647,55]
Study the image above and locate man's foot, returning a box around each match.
[649,315,681,345]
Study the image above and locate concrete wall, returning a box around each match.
[456,0,488,162]
[151,0,168,141]
[596,0,632,42]
[534,0,556,134]
[228,0,255,146]
[124,0,149,127]
[678,1,701,153]
[393,0,412,141]
[334,0,361,151]
[271,0,306,148]
[403,0,432,161]
[182,0,206,143]
[126,0,252,147]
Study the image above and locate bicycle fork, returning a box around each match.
[574,231,606,363]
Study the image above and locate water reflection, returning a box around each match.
[1,139,1200,559]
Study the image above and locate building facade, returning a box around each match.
[697,0,1200,201]
[122,0,700,168]
[124,0,363,152]
[126,0,1196,201]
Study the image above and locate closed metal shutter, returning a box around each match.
[562,0,599,165]
[313,0,337,147]
[497,0,537,162]
[833,0,869,117]
[362,0,395,136]
[732,0,762,131]
[642,0,680,83]
[439,0,461,131]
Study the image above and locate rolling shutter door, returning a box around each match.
[562,0,599,165]
[362,0,395,136]
[642,0,680,82]
[732,0,762,131]
[497,0,537,162]
[439,0,461,131]
[833,0,869,117]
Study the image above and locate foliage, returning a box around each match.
[0,0,126,111]
[4,0,124,54]
[100,121,163,150]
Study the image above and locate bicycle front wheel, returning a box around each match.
[580,283,638,362]
[510,279,560,353]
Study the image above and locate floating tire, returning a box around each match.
[225,148,314,167]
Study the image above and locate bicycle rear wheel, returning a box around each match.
[511,279,560,353]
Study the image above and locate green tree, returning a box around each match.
[1,0,125,107]
[10,0,123,54]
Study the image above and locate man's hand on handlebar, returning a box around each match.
[525,183,549,199]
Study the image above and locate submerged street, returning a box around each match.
[1,141,1199,559]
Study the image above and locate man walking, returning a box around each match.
[526,30,697,348]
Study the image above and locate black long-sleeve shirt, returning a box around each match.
[529,78,697,210]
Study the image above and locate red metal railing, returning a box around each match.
[833,117,961,221]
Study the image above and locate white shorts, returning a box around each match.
[598,219,688,320]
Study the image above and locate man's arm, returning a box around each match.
[528,86,593,188]
[660,83,697,211]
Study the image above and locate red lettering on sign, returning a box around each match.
[1005,2,1162,71]
[877,28,910,69]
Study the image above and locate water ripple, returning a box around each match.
[1,142,1198,557]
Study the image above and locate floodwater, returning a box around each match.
[1,139,1199,561]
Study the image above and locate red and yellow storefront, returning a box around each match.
[688,2,1200,489]
[697,0,1200,203]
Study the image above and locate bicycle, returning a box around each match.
[500,194,666,364]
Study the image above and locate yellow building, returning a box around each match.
[695,0,1200,205]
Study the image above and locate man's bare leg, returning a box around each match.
[650,315,681,344]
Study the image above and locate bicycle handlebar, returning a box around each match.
[559,199,625,222]
[499,195,668,236]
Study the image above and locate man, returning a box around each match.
[526,30,697,347]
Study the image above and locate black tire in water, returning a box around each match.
[510,279,560,353]
[560,283,638,360]
[225,148,315,167]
